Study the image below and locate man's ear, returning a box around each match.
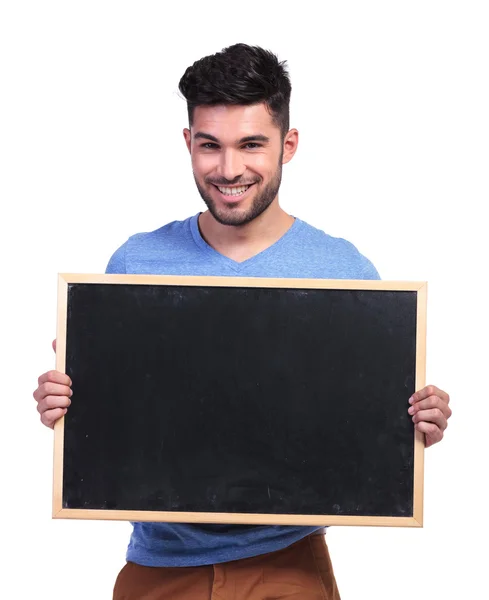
[183,128,192,154]
[282,129,299,164]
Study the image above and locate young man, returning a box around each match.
[33,43,452,599]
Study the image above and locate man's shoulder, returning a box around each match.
[105,214,197,274]
[293,218,381,280]
[296,218,356,247]
[127,215,194,246]
[294,218,367,257]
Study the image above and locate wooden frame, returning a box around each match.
[53,274,427,527]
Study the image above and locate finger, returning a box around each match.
[41,407,67,429]
[408,396,452,419]
[409,385,450,405]
[52,339,57,353]
[37,370,72,388]
[33,381,73,403]
[414,421,443,446]
[411,407,448,431]
[37,394,72,414]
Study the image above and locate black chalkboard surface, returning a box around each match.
[53,274,426,527]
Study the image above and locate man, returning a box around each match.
[33,43,452,599]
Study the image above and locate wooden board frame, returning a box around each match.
[53,273,427,527]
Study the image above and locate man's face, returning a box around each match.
[184,103,290,227]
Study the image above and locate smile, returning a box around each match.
[211,183,257,203]
[215,184,253,197]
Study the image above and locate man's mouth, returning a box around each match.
[212,183,255,197]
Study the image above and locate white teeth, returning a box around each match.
[217,185,250,196]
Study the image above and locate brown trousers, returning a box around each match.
[113,532,340,600]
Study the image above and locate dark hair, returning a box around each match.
[178,43,291,138]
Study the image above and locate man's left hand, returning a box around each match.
[408,385,452,448]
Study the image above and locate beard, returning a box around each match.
[194,162,283,227]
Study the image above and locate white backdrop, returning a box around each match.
[1,1,487,598]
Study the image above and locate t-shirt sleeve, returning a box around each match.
[105,242,127,274]
[336,237,381,281]
[361,257,381,280]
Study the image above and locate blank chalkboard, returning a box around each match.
[53,274,426,527]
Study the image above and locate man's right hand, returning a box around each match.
[33,339,72,429]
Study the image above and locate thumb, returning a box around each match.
[52,339,57,354]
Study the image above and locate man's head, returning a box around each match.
[179,43,298,227]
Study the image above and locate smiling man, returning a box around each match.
[33,43,452,599]
[187,106,290,223]
[184,103,297,263]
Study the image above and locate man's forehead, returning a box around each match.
[191,103,276,135]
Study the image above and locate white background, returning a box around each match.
[1,1,487,598]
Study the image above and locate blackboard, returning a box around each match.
[53,274,426,527]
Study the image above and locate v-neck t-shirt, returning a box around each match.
[105,212,380,567]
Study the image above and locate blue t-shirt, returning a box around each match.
[106,213,380,567]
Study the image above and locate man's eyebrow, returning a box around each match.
[238,134,270,144]
[194,132,220,142]
[193,132,270,144]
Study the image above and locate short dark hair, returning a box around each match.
[178,43,291,138]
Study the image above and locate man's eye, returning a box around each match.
[243,143,261,149]
[202,143,218,149]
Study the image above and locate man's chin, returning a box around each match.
[198,183,278,227]
[210,208,252,227]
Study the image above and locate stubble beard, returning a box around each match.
[194,163,283,227]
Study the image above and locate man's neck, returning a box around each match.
[198,203,295,264]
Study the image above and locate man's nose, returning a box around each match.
[219,149,245,182]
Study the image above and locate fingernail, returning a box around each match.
[408,407,415,414]
[409,397,414,404]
